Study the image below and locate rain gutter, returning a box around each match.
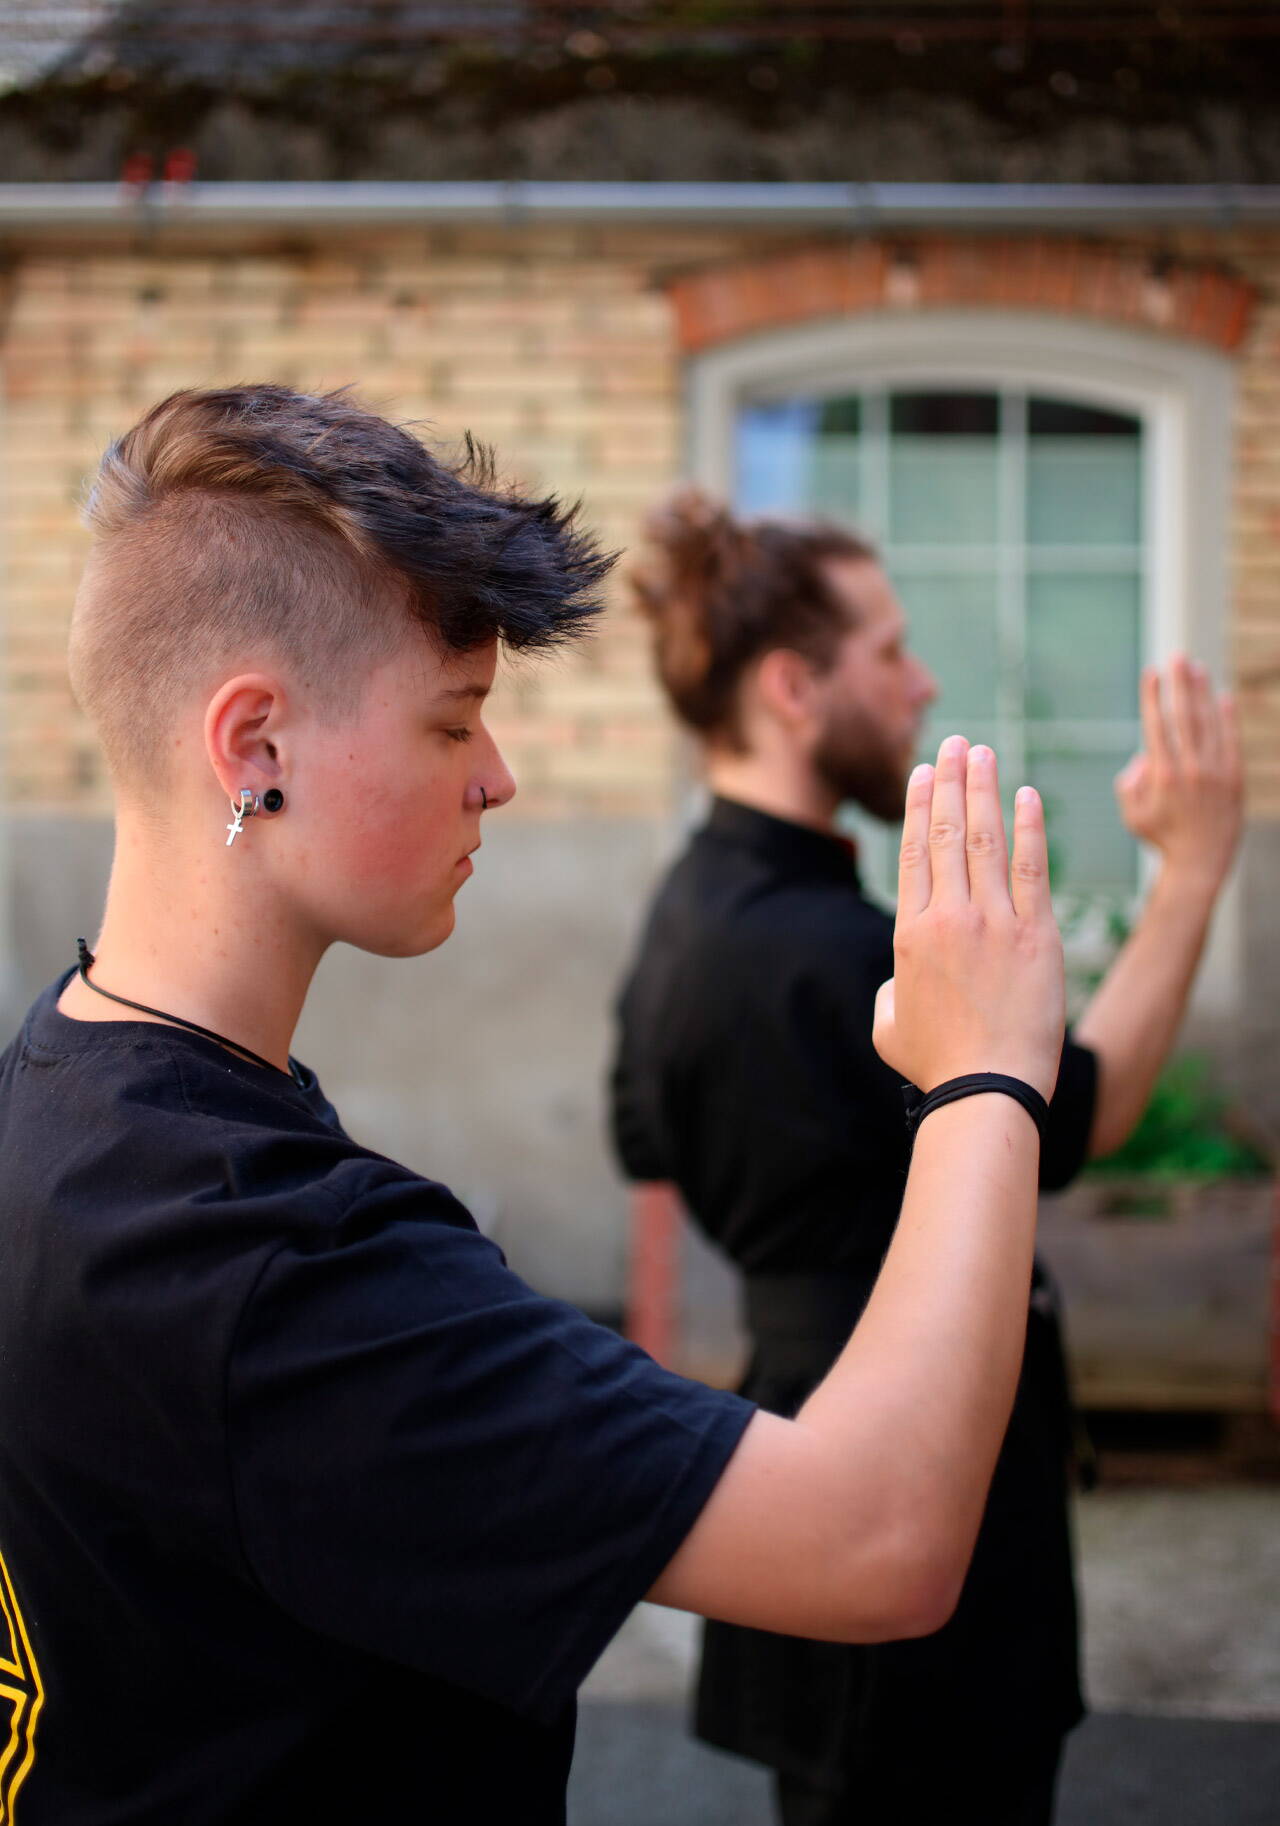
[1,181,1279,234]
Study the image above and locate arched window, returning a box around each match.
[688,310,1235,979]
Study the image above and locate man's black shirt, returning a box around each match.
[0,977,752,1824]
[614,796,1098,1267]
[611,797,1100,1789]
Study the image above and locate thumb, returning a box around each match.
[1114,753,1149,803]
[872,978,897,1062]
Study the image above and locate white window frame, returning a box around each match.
[686,306,1239,1015]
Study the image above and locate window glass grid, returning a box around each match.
[734,385,1144,900]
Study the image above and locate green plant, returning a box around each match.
[1087,1053,1272,1180]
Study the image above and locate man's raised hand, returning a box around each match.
[1115,655,1243,892]
[873,737,1065,1101]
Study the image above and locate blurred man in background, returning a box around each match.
[612,488,1244,1826]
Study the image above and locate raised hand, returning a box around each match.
[1115,656,1243,892]
[873,736,1065,1100]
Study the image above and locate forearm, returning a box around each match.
[652,1093,1041,1640]
[1074,865,1219,1158]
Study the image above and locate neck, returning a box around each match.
[705,750,839,834]
[59,811,322,1075]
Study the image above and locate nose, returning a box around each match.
[916,657,940,707]
[477,732,517,811]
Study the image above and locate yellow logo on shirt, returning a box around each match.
[0,1547,42,1824]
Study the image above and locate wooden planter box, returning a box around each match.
[1037,1178,1276,1412]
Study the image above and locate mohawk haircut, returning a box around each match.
[69,385,613,784]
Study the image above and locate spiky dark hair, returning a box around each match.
[87,384,613,652]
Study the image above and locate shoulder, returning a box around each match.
[656,835,889,952]
[3,1009,470,1261]
[714,878,894,995]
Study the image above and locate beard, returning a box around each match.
[812,707,913,823]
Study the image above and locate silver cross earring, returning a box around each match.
[225,789,259,847]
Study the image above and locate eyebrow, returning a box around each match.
[437,684,490,704]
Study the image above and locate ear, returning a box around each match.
[203,673,288,805]
[754,648,824,738]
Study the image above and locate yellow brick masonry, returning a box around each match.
[1188,232,1280,823]
[2,222,1279,819]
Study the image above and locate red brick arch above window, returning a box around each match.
[665,238,1255,356]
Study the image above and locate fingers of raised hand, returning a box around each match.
[1140,666,1172,771]
[1010,785,1051,922]
[927,735,970,902]
[1113,752,1152,825]
[1220,693,1244,791]
[1114,751,1147,798]
[963,745,1011,911]
[1168,654,1203,760]
[897,762,935,917]
[1189,663,1222,768]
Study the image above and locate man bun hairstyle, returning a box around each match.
[70,384,614,784]
[631,486,878,749]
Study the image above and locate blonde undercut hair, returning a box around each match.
[69,385,612,788]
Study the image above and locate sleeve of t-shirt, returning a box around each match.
[1040,1034,1099,1191]
[225,1166,754,1723]
[610,967,674,1184]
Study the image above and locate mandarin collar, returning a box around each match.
[703,796,862,887]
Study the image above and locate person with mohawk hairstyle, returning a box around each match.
[2,387,1067,1825]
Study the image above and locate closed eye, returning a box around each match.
[444,727,473,744]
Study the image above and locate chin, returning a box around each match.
[353,903,458,960]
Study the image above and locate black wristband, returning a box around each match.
[901,1073,1050,1147]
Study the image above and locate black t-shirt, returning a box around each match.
[0,977,753,1825]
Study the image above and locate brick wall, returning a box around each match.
[1212,231,1280,823]
[3,220,1279,819]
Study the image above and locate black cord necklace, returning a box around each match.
[75,939,305,1087]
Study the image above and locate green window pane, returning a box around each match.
[1027,398,1141,547]
[888,396,1000,546]
[896,571,1000,723]
[1027,747,1139,893]
[889,441,999,544]
[1026,572,1141,721]
[809,435,863,524]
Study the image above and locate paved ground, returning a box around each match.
[570,1485,1280,1824]
[571,1706,1280,1825]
